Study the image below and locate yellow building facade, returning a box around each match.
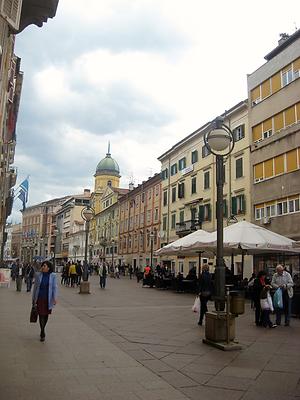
[91,147,128,265]
[158,100,253,277]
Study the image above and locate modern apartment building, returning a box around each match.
[0,0,59,260]
[248,29,300,273]
[118,174,161,270]
[158,100,252,276]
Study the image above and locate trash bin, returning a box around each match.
[230,291,245,315]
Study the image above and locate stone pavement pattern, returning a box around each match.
[1,275,300,400]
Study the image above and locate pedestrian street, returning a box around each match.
[1,274,300,400]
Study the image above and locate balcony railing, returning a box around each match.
[175,219,200,237]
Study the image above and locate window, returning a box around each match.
[202,145,211,158]
[161,168,168,180]
[171,186,176,203]
[236,158,243,178]
[162,216,167,231]
[191,150,198,164]
[171,213,176,229]
[266,204,276,217]
[154,208,158,221]
[282,68,293,87]
[147,210,151,223]
[179,210,184,223]
[171,163,178,176]
[255,206,264,220]
[191,176,197,194]
[199,204,211,222]
[277,200,288,216]
[163,190,168,206]
[178,157,186,171]
[233,124,245,142]
[178,261,184,273]
[232,194,246,215]
[204,170,210,189]
[178,182,185,199]
[191,208,197,222]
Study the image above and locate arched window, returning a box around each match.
[107,180,112,187]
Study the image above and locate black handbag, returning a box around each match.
[30,305,38,323]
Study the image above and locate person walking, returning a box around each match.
[115,266,120,279]
[271,264,294,326]
[15,261,25,292]
[25,264,35,292]
[32,261,57,342]
[252,270,267,326]
[76,261,83,286]
[129,265,133,280]
[99,263,107,289]
[69,262,77,287]
[198,264,213,326]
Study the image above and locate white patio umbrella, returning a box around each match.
[207,220,297,254]
[155,229,213,256]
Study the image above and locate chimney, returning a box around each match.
[278,33,289,46]
[129,182,134,191]
[83,189,91,196]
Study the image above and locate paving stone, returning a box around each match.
[181,385,244,400]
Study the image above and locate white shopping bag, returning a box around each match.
[192,296,200,313]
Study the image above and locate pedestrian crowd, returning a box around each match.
[250,265,295,328]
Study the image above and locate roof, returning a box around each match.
[95,152,120,177]
[264,29,300,61]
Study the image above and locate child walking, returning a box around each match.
[260,280,277,328]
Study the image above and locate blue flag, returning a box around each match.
[17,177,29,210]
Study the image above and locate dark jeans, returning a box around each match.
[70,274,77,287]
[26,277,33,292]
[100,276,106,288]
[275,289,291,325]
[261,309,274,327]
[199,295,209,324]
[254,299,262,325]
[77,275,82,286]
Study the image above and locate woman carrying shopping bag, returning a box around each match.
[32,261,58,342]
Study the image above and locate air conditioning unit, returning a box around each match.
[252,98,261,106]
[263,217,271,225]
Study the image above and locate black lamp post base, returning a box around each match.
[79,281,90,294]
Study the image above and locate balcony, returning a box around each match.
[176,219,200,237]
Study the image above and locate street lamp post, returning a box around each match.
[80,206,94,294]
[111,239,115,269]
[203,117,240,350]
[53,229,58,271]
[150,231,154,269]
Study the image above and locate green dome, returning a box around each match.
[95,152,120,177]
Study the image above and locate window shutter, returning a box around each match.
[241,195,246,213]
[231,197,237,215]
[207,204,211,221]
[199,205,204,223]
[182,183,185,198]
[0,0,22,30]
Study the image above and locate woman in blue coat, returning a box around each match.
[32,261,58,341]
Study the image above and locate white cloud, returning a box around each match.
[12,0,300,209]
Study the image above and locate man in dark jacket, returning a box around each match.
[198,264,213,325]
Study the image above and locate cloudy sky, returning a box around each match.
[11,0,300,219]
